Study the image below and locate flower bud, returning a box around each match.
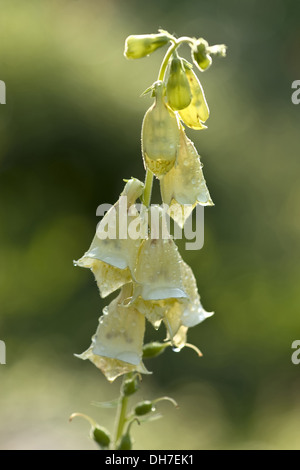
[191,38,212,72]
[124,33,169,59]
[69,413,111,449]
[122,376,140,396]
[143,341,170,359]
[142,82,180,178]
[166,55,192,111]
[117,432,132,450]
[92,425,111,449]
[134,400,154,416]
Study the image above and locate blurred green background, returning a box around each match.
[1,0,300,450]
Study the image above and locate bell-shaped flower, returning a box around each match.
[178,63,209,129]
[163,261,213,349]
[132,206,187,301]
[160,126,213,228]
[142,81,180,178]
[74,178,146,298]
[124,33,170,59]
[129,254,212,351]
[76,284,150,382]
[166,53,192,111]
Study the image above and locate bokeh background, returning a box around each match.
[1,0,300,450]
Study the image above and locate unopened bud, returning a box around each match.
[122,376,140,396]
[166,55,192,111]
[134,400,154,416]
[142,81,180,178]
[117,418,139,450]
[191,38,212,72]
[124,33,170,59]
[143,341,170,359]
[69,412,111,449]
[117,432,132,450]
[121,177,144,205]
[92,425,111,449]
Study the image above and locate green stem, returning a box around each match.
[158,42,177,81]
[114,376,129,447]
[142,168,154,207]
[157,36,194,81]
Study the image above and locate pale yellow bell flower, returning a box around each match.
[163,261,213,349]
[178,65,209,130]
[129,259,212,351]
[74,178,146,297]
[76,284,150,382]
[142,82,180,178]
[160,126,213,228]
[132,206,187,301]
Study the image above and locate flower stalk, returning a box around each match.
[114,375,130,445]
[71,28,226,450]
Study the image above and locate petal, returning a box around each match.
[169,325,188,350]
[93,290,146,365]
[133,208,187,300]
[163,262,213,347]
[75,256,131,298]
[160,127,213,227]
[180,262,214,327]
[88,178,144,270]
[131,296,173,330]
[76,347,149,382]
[163,301,184,339]
[75,178,146,295]
[79,233,140,271]
[166,203,194,229]
[178,66,209,129]
[76,285,150,382]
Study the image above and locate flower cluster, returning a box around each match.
[75,31,226,383]
[75,179,212,381]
